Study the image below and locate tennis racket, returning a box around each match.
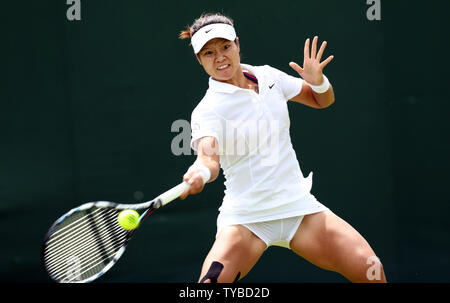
[41,181,190,283]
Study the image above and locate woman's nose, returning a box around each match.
[215,51,225,61]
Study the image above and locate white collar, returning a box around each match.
[207,63,261,94]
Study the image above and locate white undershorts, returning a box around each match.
[217,216,305,249]
[242,216,304,249]
[215,194,329,249]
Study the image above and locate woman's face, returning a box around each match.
[196,38,241,83]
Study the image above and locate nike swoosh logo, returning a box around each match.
[269,83,275,89]
[205,29,213,33]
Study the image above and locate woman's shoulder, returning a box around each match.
[241,63,286,81]
[191,92,217,117]
[241,62,280,72]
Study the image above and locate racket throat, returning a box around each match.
[153,199,163,209]
[139,199,162,223]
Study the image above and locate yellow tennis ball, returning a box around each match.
[117,209,140,230]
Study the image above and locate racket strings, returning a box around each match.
[45,223,124,267]
[47,207,104,243]
[44,207,129,282]
[45,222,124,275]
[48,241,122,280]
[45,208,127,282]
[45,209,122,262]
[63,246,123,283]
[45,209,111,258]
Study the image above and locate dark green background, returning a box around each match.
[2,0,449,282]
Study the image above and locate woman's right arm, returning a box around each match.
[180,136,220,199]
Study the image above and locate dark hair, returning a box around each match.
[179,13,234,40]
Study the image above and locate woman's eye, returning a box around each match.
[224,44,230,50]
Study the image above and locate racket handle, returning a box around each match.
[158,182,190,206]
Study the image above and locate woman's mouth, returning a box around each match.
[217,64,230,70]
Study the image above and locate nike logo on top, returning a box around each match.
[269,83,275,89]
[205,29,213,33]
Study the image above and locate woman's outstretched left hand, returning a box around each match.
[289,36,334,85]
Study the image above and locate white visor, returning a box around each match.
[191,23,237,54]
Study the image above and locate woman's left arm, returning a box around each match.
[289,36,335,109]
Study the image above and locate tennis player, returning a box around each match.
[179,13,386,283]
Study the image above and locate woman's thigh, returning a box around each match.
[289,210,386,282]
[199,224,267,283]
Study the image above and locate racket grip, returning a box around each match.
[158,182,190,206]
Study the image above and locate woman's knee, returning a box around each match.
[199,225,265,283]
[199,260,241,283]
[341,246,386,283]
[363,254,386,282]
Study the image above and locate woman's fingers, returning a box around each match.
[316,41,327,62]
[180,173,193,199]
[311,36,318,59]
[319,55,334,69]
[304,38,310,59]
[305,37,330,63]
[180,172,204,200]
[289,61,304,75]
[292,37,332,78]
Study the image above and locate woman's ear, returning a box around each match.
[235,37,240,52]
[195,53,202,65]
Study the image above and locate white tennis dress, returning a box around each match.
[190,63,328,234]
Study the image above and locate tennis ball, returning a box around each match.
[117,209,140,230]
